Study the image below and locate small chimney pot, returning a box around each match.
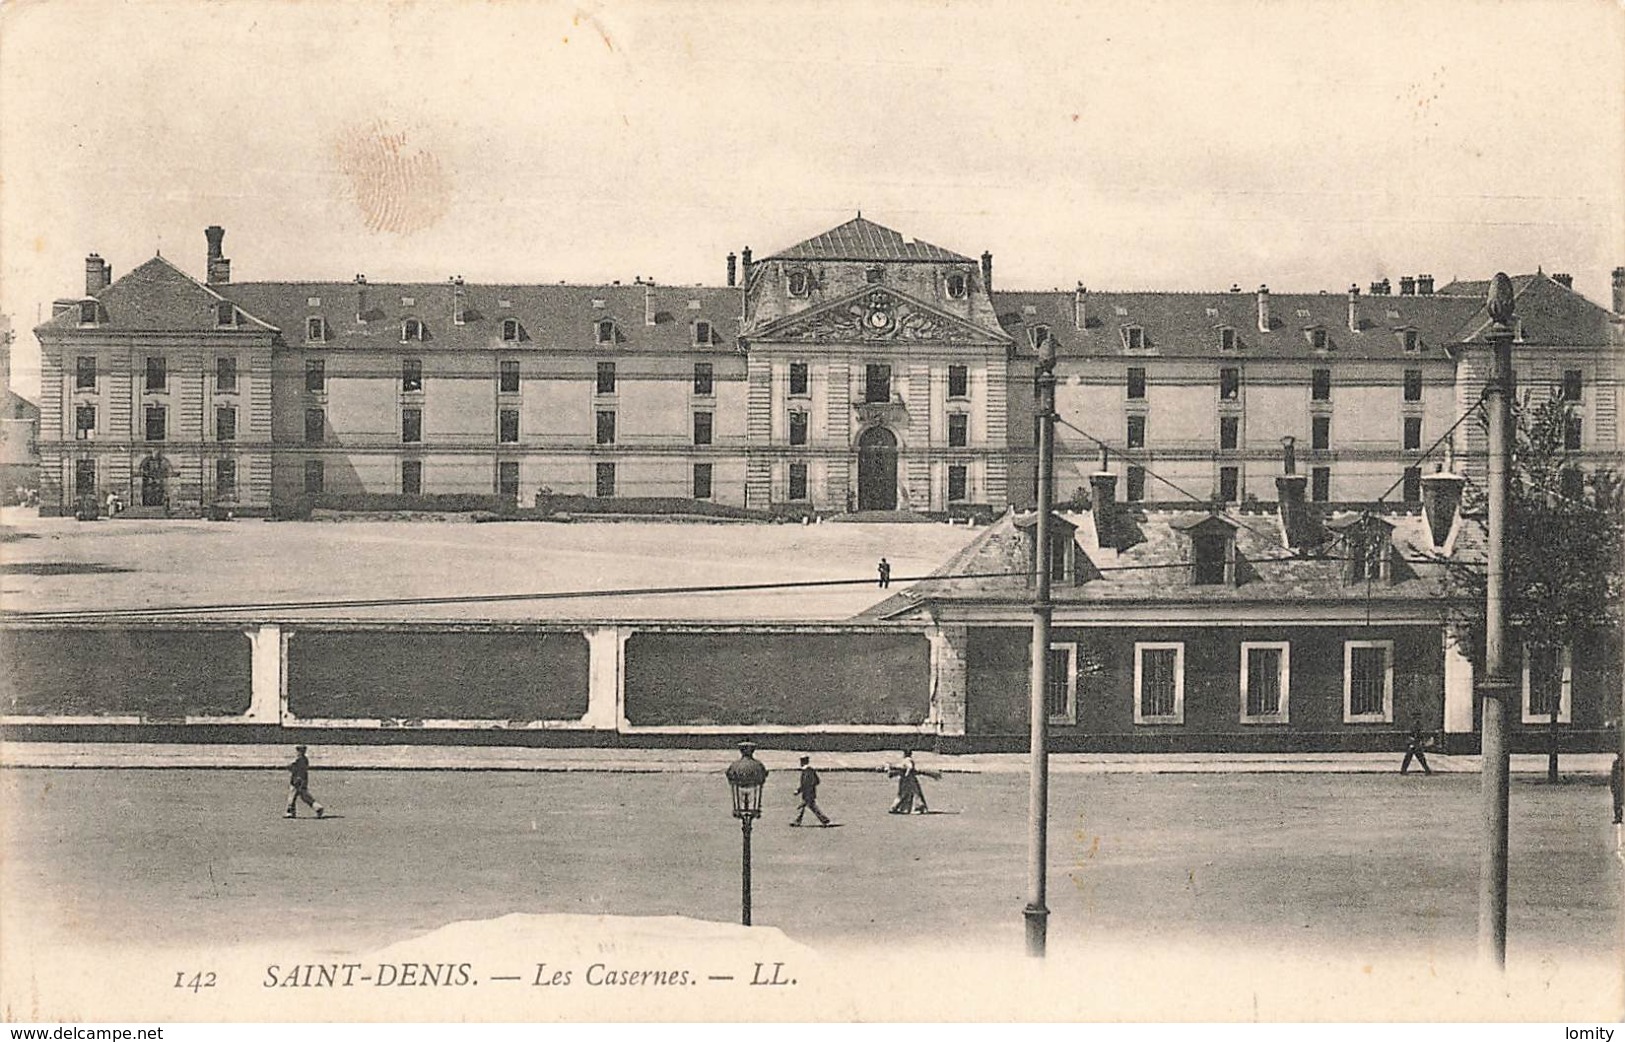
[1399,276,1416,296]
[1417,274,1434,295]
[1256,285,1271,333]
[981,251,993,290]
[1347,284,1360,332]
[726,252,737,288]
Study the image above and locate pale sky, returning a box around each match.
[3,0,1622,398]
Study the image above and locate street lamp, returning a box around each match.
[725,741,769,926]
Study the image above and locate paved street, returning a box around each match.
[3,766,1618,964]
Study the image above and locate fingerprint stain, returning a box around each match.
[333,119,450,235]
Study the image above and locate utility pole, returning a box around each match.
[1025,332,1056,957]
[1479,273,1516,968]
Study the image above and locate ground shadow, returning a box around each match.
[2,562,135,576]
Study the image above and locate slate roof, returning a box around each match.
[3,391,39,422]
[864,501,1482,618]
[1445,271,1620,346]
[34,256,278,335]
[764,216,973,263]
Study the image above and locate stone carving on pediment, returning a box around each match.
[769,289,981,343]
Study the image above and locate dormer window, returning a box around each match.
[1307,327,1329,351]
[946,272,967,299]
[596,319,616,345]
[1334,516,1394,584]
[215,302,237,327]
[79,301,99,325]
[402,318,425,342]
[306,317,326,342]
[1192,532,1235,585]
[1122,325,1145,351]
[1218,327,1238,352]
[1032,325,1052,351]
[501,318,521,342]
[865,266,883,284]
[787,271,811,298]
[694,320,712,346]
[1402,329,1422,353]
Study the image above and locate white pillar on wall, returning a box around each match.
[1443,628,1475,734]
[928,624,969,736]
[585,625,625,731]
[245,624,284,723]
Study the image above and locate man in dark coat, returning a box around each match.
[1400,718,1434,776]
[791,755,832,827]
[877,558,892,588]
[1610,753,1622,825]
[285,745,326,819]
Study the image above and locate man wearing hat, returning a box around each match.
[284,744,326,819]
[790,754,832,827]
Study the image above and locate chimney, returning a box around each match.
[1074,283,1088,330]
[981,251,993,290]
[205,226,230,285]
[1347,284,1360,332]
[1275,436,1314,548]
[740,246,752,283]
[1256,285,1271,333]
[1089,465,1118,550]
[1613,267,1625,315]
[1370,278,1391,296]
[644,282,656,326]
[1399,275,1416,296]
[1417,274,1434,295]
[1229,284,1242,293]
[1552,272,1573,290]
[1419,467,1465,549]
[84,254,109,295]
[452,275,466,324]
[726,252,737,287]
[354,274,368,322]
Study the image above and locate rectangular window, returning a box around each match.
[693,411,713,446]
[498,461,520,499]
[948,413,968,448]
[1402,467,1422,503]
[1047,644,1077,725]
[1219,327,1237,352]
[1127,465,1146,502]
[1219,416,1239,451]
[865,363,891,403]
[306,317,326,342]
[788,462,809,501]
[948,464,968,503]
[1127,414,1146,449]
[499,360,520,394]
[215,406,236,442]
[1344,641,1394,722]
[402,459,422,496]
[499,409,520,444]
[789,362,810,397]
[1564,414,1582,451]
[1123,326,1144,351]
[596,320,615,345]
[304,408,324,444]
[1311,466,1330,503]
[595,462,616,498]
[1562,369,1583,402]
[145,356,167,392]
[75,356,97,390]
[1134,643,1184,724]
[303,459,324,496]
[947,365,969,399]
[402,319,424,342]
[1522,645,1572,724]
[1403,330,1421,353]
[1126,367,1146,400]
[1219,367,1240,400]
[694,362,714,396]
[80,301,98,325]
[304,359,324,393]
[596,410,616,445]
[694,320,712,345]
[74,458,96,499]
[692,463,713,500]
[1218,466,1239,503]
[501,318,521,342]
[214,459,236,501]
[1311,329,1329,351]
[216,357,237,393]
[402,408,422,444]
[1311,368,1331,401]
[402,359,423,393]
[789,411,809,446]
[596,362,616,395]
[1403,417,1422,451]
[75,405,96,438]
[144,405,166,442]
[1312,415,1330,451]
[1403,369,1422,402]
[216,302,236,327]
[1241,642,1290,723]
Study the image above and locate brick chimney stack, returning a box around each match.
[1256,285,1271,333]
[84,254,109,295]
[726,252,737,288]
[740,246,752,284]
[1399,275,1416,296]
[1417,274,1434,295]
[981,251,993,290]
[205,226,231,285]
[1347,284,1360,332]
[1551,273,1573,290]
[1613,267,1625,315]
[1089,448,1117,549]
[1276,435,1315,549]
[1074,283,1088,330]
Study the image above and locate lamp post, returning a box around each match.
[1025,328,1056,957]
[726,741,768,926]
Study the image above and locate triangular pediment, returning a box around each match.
[748,285,1010,345]
[35,255,278,335]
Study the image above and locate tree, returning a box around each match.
[1444,393,1624,781]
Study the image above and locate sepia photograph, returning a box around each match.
[1,0,1622,1029]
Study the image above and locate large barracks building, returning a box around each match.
[32,217,1625,517]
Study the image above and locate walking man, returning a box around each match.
[284,744,326,819]
[888,749,929,814]
[791,754,833,827]
[1400,717,1434,776]
[877,557,892,588]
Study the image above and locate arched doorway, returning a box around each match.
[856,426,898,511]
[139,454,169,507]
